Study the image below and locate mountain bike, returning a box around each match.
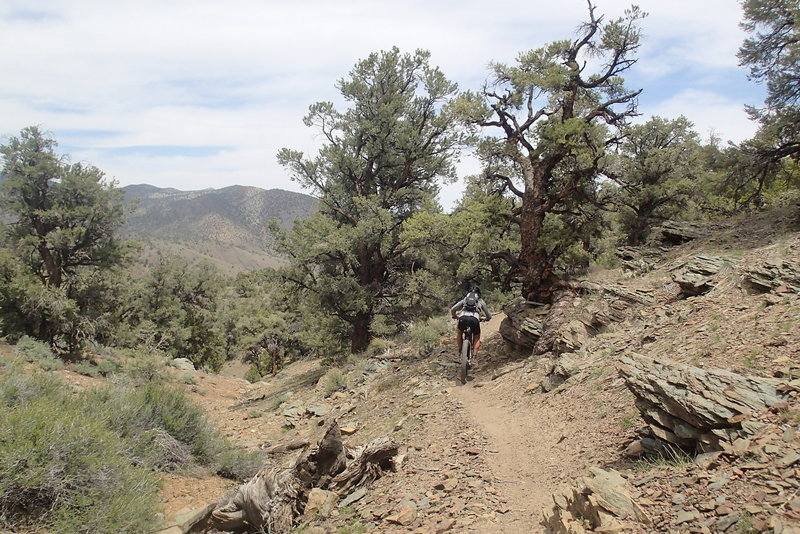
[457,317,487,384]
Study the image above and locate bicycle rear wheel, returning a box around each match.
[459,336,470,384]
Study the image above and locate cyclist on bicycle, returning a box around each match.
[450,286,492,366]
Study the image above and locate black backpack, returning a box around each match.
[463,291,479,313]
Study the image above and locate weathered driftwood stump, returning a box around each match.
[619,354,785,452]
[210,424,398,533]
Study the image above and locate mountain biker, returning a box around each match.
[450,286,492,367]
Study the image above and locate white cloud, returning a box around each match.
[641,89,758,144]
[0,0,763,205]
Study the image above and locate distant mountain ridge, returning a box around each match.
[121,184,317,274]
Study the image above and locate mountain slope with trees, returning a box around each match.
[122,185,318,273]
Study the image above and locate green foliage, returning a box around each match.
[270,393,290,411]
[0,127,130,353]
[244,364,263,383]
[214,448,264,482]
[609,116,702,244]
[402,176,521,294]
[14,335,56,362]
[407,316,449,356]
[277,47,466,353]
[739,0,800,157]
[117,256,226,372]
[730,0,800,205]
[736,512,757,534]
[13,335,64,371]
[72,360,99,377]
[95,382,224,466]
[635,446,694,471]
[365,336,395,357]
[0,368,63,407]
[180,371,196,385]
[0,372,160,534]
[323,368,348,397]
[458,4,646,300]
[122,353,169,384]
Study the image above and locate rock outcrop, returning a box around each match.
[651,220,710,245]
[542,467,651,533]
[744,259,800,294]
[615,246,663,276]
[499,298,547,349]
[671,255,734,297]
[619,354,786,452]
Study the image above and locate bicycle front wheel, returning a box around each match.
[459,337,470,384]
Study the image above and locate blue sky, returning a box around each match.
[1,0,765,210]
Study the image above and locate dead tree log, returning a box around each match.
[210,424,397,533]
[619,354,785,452]
[330,437,397,496]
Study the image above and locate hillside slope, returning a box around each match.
[143,199,800,534]
[122,185,317,273]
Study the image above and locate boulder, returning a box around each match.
[499,298,548,349]
[171,358,195,371]
[619,354,785,452]
[671,255,734,297]
[542,467,650,533]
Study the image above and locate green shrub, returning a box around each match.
[0,390,160,533]
[97,358,121,376]
[95,383,225,467]
[408,317,449,356]
[72,361,99,377]
[365,337,394,357]
[323,368,347,397]
[13,336,64,370]
[37,355,64,371]
[14,335,55,362]
[214,448,265,481]
[0,370,63,407]
[122,354,168,384]
[180,372,196,385]
[270,393,289,411]
[244,364,262,383]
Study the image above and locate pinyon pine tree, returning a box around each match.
[277,48,465,352]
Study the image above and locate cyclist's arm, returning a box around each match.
[480,300,492,321]
[450,299,464,319]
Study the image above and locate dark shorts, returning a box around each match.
[458,315,480,335]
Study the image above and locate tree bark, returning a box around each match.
[519,184,557,303]
[351,312,371,353]
[210,424,398,533]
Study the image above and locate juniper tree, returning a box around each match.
[457,2,644,302]
[608,116,701,244]
[0,127,128,350]
[277,48,465,352]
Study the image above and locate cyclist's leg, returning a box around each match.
[473,332,481,356]
[456,326,463,355]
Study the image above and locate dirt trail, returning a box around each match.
[448,315,556,532]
